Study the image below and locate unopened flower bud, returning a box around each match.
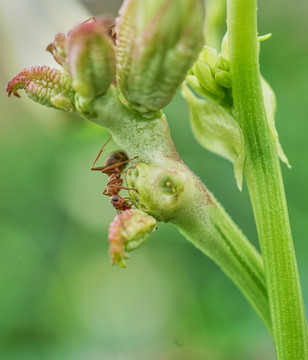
[186,33,290,174]
[46,32,69,71]
[116,0,204,113]
[126,163,190,222]
[67,17,116,100]
[187,46,230,101]
[108,209,157,267]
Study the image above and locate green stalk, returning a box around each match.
[175,192,272,332]
[227,1,308,358]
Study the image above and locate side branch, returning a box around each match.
[90,88,271,330]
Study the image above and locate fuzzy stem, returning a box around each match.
[88,86,271,330]
[227,0,308,358]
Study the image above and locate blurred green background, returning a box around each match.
[0,0,307,359]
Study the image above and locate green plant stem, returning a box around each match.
[89,87,271,330]
[175,192,271,332]
[227,0,308,358]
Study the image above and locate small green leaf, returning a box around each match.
[261,77,290,167]
[182,84,245,189]
[221,31,273,59]
[258,33,272,42]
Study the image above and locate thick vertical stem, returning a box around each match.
[227,0,308,359]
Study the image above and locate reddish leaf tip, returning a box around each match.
[6,65,75,112]
[46,42,56,54]
[7,66,46,98]
[6,71,28,98]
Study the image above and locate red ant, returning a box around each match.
[91,136,138,213]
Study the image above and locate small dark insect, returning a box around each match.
[91,136,138,213]
[106,24,117,45]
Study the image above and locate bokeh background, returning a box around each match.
[0,0,307,359]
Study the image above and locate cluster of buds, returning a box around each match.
[7,0,204,117]
[6,17,116,116]
[182,33,290,190]
[6,0,205,266]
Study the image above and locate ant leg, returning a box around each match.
[123,163,138,174]
[107,178,135,192]
[102,189,111,197]
[106,179,124,193]
[82,17,96,25]
[107,181,138,193]
[102,156,138,174]
[120,186,139,192]
[92,156,137,173]
[122,197,137,208]
[90,134,112,170]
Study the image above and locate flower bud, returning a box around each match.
[192,60,226,99]
[116,0,204,113]
[126,163,190,222]
[108,209,157,267]
[6,65,75,111]
[67,17,116,100]
[187,33,289,171]
[182,84,245,190]
[46,32,69,71]
[186,45,231,102]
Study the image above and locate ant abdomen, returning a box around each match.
[103,151,129,172]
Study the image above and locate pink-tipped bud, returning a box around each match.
[108,209,157,267]
[67,17,116,100]
[6,65,75,111]
[46,33,68,71]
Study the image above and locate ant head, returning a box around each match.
[110,195,131,211]
[110,195,119,204]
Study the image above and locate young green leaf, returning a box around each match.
[182,84,245,189]
[261,77,290,167]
